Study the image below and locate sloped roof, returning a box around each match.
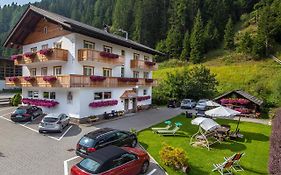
[214,90,264,106]
[3,5,164,56]
[120,90,137,99]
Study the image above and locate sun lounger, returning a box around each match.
[156,126,180,136]
[224,152,245,172]
[151,124,172,131]
[212,160,233,175]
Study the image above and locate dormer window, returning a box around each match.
[43,26,48,34]
[84,41,95,49]
[54,42,62,49]
[103,45,112,53]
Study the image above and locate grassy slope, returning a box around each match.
[138,115,271,175]
[154,53,281,106]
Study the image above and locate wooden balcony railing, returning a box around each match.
[14,48,68,65]
[78,49,125,65]
[5,76,157,88]
[130,60,158,71]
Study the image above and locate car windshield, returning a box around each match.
[182,100,190,103]
[78,158,100,173]
[198,100,207,104]
[79,137,96,147]
[14,109,26,114]
[43,117,59,123]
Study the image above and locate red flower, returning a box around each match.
[89,100,118,108]
[8,77,19,82]
[144,61,156,66]
[100,51,119,59]
[11,54,23,61]
[24,76,35,82]
[90,76,106,82]
[39,48,53,56]
[43,76,57,83]
[24,52,36,59]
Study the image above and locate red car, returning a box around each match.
[71,145,150,175]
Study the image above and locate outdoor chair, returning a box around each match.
[224,152,245,172]
[212,160,233,175]
[151,120,172,132]
[156,126,180,136]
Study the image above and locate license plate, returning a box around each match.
[80,149,86,153]
[16,115,22,118]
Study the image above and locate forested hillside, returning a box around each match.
[0,0,261,57]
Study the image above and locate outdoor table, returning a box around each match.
[216,127,230,141]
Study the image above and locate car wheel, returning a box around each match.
[39,130,43,134]
[59,127,63,133]
[140,161,149,174]
[131,139,138,148]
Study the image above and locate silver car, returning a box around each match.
[39,113,70,133]
[195,99,208,111]
[181,99,196,109]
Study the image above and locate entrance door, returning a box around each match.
[132,98,137,112]
[124,99,129,112]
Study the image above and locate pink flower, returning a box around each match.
[24,76,35,82]
[8,77,19,82]
[24,52,36,59]
[144,61,156,66]
[137,96,151,101]
[21,98,59,108]
[43,76,57,83]
[90,76,106,82]
[100,51,119,59]
[39,48,53,56]
[89,100,118,108]
[11,54,23,61]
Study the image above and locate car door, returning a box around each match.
[116,131,130,146]
[112,153,139,175]
[60,114,67,127]
[102,132,120,147]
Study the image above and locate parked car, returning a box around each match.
[196,110,206,117]
[167,99,180,108]
[39,113,70,133]
[195,99,208,111]
[181,99,196,109]
[76,128,137,158]
[11,106,43,122]
[71,145,150,175]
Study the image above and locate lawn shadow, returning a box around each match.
[241,131,269,143]
[139,142,149,150]
[243,166,268,174]
[189,164,210,175]
[213,140,247,152]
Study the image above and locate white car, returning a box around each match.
[39,113,70,133]
[181,99,196,109]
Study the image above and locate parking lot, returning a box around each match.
[0,106,182,175]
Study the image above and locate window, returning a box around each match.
[103,45,112,53]
[121,50,125,56]
[116,131,128,139]
[94,92,103,100]
[43,26,48,34]
[50,92,56,99]
[133,53,140,60]
[28,91,33,98]
[84,41,95,49]
[144,56,149,61]
[53,41,62,49]
[43,92,49,99]
[30,68,36,76]
[53,66,62,75]
[104,92,112,99]
[103,68,112,77]
[41,44,48,49]
[133,71,139,78]
[120,66,124,78]
[33,91,39,98]
[143,89,147,96]
[83,66,94,76]
[41,67,48,76]
[31,47,37,53]
[144,72,149,79]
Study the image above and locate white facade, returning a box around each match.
[21,33,154,119]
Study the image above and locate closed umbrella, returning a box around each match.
[205,106,241,132]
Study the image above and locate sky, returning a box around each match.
[0,0,40,7]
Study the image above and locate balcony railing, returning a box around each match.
[78,49,125,65]
[130,60,158,71]
[13,48,68,65]
[5,76,157,88]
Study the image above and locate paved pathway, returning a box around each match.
[233,116,271,125]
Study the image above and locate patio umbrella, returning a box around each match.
[205,106,241,132]
[206,100,221,107]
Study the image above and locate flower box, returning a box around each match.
[234,108,250,114]
[39,48,53,56]
[117,77,139,82]
[43,76,57,83]
[220,98,250,105]
[100,51,119,59]
[137,96,151,101]
[22,98,59,108]
[89,100,118,108]
[145,79,154,83]
[90,76,106,82]
[8,77,19,82]
[11,54,23,61]
[24,76,36,82]
[24,52,37,59]
[144,61,156,66]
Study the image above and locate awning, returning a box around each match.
[205,106,241,118]
[191,117,220,131]
[206,100,221,107]
[120,90,137,99]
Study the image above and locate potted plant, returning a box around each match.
[11,54,23,61]
[24,52,37,59]
[43,76,57,83]
[100,51,119,59]
[39,48,53,56]
[24,76,36,82]
[8,77,19,82]
[90,76,106,82]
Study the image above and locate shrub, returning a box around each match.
[159,143,189,172]
[11,93,22,106]
[269,110,281,174]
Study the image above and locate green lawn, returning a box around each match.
[138,115,271,175]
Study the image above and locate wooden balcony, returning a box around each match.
[78,49,125,66]
[130,60,158,71]
[14,48,68,65]
[5,76,157,88]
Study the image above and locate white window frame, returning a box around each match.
[133,71,139,78]
[84,40,95,49]
[83,66,94,76]
[133,53,140,60]
[53,66,62,75]
[41,44,48,50]
[103,45,112,53]
[103,68,112,77]
[30,68,36,76]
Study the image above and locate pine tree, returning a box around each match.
[238,32,253,54]
[180,31,190,61]
[190,10,204,63]
[224,17,235,50]
[204,20,220,51]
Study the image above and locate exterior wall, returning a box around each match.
[0,80,5,90]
